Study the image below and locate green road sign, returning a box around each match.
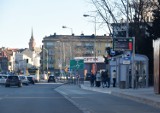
[70,59,84,70]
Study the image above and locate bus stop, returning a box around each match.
[109,54,149,89]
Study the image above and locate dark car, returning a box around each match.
[27,76,35,84]
[48,76,56,82]
[5,76,22,87]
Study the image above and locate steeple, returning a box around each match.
[31,28,34,39]
[29,28,36,51]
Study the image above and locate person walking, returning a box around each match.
[101,71,107,88]
[106,70,110,88]
[129,69,132,88]
[112,70,116,87]
[90,72,95,87]
[96,71,101,87]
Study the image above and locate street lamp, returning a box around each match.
[43,47,48,73]
[56,41,62,67]
[83,14,97,72]
[62,26,73,61]
[62,26,73,35]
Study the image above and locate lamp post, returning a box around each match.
[62,26,73,62]
[83,14,97,72]
[62,26,73,35]
[56,41,63,73]
[43,47,48,73]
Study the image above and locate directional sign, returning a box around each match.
[70,59,84,70]
[113,38,133,51]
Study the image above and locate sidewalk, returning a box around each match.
[80,81,160,108]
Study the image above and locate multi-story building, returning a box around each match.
[41,33,112,74]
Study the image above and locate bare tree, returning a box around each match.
[89,0,155,35]
[88,0,158,85]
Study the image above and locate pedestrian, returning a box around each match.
[101,71,107,88]
[106,70,110,88]
[138,75,143,88]
[135,70,139,88]
[90,72,95,87]
[96,71,101,87]
[129,69,132,88]
[112,70,116,87]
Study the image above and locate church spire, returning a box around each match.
[31,28,34,39]
[29,28,36,51]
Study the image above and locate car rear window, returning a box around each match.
[8,76,18,80]
[20,76,25,79]
[49,76,54,79]
[27,77,32,80]
[2,76,8,79]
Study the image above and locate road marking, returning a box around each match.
[37,83,64,85]
[71,97,85,99]
[4,97,64,99]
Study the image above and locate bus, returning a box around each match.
[27,67,40,82]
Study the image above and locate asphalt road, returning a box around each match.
[56,84,160,113]
[0,83,83,113]
[1,83,160,113]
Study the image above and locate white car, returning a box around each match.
[19,75,29,85]
[0,75,9,85]
[28,75,39,83]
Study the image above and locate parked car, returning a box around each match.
[48,76,56,83]
[19,75,29,85]
[5,75,22,87]
[27,76,36,84]
[0,75,9,85]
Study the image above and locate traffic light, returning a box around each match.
[68,67,70,72]
[65,67,68,72]
[106,47,111,56]
[26,59,28,63]
[103,55,109,64]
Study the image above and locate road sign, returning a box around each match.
[122,51,131,64]
[70,59,84,70]
[113,38,133,51]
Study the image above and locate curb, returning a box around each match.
[111,91,160,109]
[80,85,160,109]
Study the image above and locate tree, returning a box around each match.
[88,0,157,85]
[148,1,160,40]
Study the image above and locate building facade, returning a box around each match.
[41,34,112,74]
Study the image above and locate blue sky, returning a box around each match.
[0,0,108,48]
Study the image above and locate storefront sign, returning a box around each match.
[75,57,104,63]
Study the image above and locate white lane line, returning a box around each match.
[37,83,64,85]
[4,97,64,99]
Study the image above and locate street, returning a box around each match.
[0,83,160,113]
[0,83,83,113]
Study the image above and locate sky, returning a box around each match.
[0,0,108,48]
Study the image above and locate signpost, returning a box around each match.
[70,59,84,70]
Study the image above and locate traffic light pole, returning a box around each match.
[131,37,135,88]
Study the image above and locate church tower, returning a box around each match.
[29,29,36,51]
